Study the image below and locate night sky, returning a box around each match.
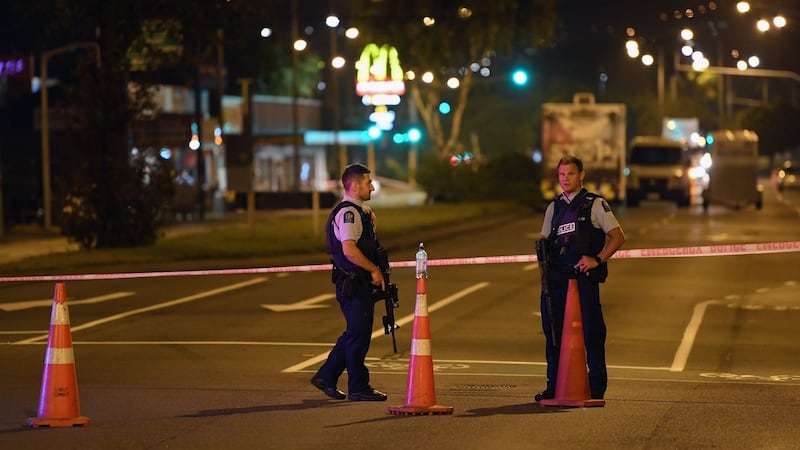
[555,0,800,73]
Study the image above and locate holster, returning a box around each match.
[331,265,362,297]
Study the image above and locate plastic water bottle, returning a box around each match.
[415,243,428,279]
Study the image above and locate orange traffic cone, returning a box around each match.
[27,282,90,427]
[388,276,453,415]
[540,278,605,407]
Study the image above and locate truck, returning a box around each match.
[626,136,692,207]
[702,129,763,211]
[540,93,626,202]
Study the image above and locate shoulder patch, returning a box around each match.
[601,199,611,212]
[343,210,355,223]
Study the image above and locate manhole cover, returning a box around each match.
[449,384,516,392]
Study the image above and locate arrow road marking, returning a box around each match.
[283,282,490,373]
[262,293,336,312]
[0,292,135,312]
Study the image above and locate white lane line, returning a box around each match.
[0,330,49,335]
[0,292,135,312]
[12,278,268,345]
[523,262,538,271]
[670,299,723,372]
[281,282,491,373]
[427,359,671,371]
[261,293,336,312]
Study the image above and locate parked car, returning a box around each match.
[776,165,800,191]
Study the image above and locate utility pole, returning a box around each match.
[0,142,4,237]
[291,0,301,191]
[40,42,100,231]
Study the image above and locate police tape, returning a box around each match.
[1,241,799,283]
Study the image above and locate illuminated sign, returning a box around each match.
[356,43,405,104]
[0,58,25,76]
[0,54,32,98]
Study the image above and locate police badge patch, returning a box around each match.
[343,211,355,223]
[601,200,611,212]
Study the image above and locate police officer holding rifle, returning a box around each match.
[311,163,392,402]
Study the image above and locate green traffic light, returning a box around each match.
[511,69,529,86]
[408,128,422,143]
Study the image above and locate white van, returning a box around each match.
[702,130,763,211]
[626,136,692,207]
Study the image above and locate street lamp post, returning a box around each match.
[657,47,665,121]
[291,0,302,192]
[40,42,101,231]
[326,15,348,177]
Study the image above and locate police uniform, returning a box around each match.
[539,188,622,399]
[313,195,380,397]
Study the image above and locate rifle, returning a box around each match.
[535,239,557,347]
[372,246,400,353]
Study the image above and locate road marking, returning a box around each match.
[12,278,268,345]
[281,282,491,373]
[0,330,49,335]
[261,293,336,312]
[670,299,723,372]
[0,292,135,312]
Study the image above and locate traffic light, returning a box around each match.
[408,127,421,143]
[392,128,422,144]
[511,69,529,86]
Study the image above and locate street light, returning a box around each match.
[40,42,101,231]
[326,13,346,176]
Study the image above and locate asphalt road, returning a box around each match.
[2,186,800,449]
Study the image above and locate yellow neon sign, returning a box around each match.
[356,43,405,97]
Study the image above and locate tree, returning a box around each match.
[350,1,556,160]
[736,102,800,157]
[23,0,280,248]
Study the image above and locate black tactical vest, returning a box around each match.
[549,189,606,266]
[325,201,379,270]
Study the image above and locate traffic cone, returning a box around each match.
[27,282,90,427]
[540,278,605,407]
[388,276,453,415]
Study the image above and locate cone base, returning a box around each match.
[27,416,90,428]
[388,404,454,416]
[539,398,605,408]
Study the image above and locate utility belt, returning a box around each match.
[548,262,608,283]
[332,265,367,297]
[548,263,578,274]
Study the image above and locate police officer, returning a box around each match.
[311,164,388,402]
[535,155,625,402]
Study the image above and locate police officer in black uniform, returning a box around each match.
[535,155,626,402]
[310,164,388,402]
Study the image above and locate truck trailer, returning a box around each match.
[540,93,626,202]
[702,129,763,211]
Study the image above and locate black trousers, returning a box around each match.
[540,272,608,398]
[315,282,375,394]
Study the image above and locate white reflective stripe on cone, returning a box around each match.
[50,303,71,326]
[45,347,76,365]
[414,294,429,317]
[410,338,431,356]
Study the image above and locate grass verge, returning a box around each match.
[2,201,529,274]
